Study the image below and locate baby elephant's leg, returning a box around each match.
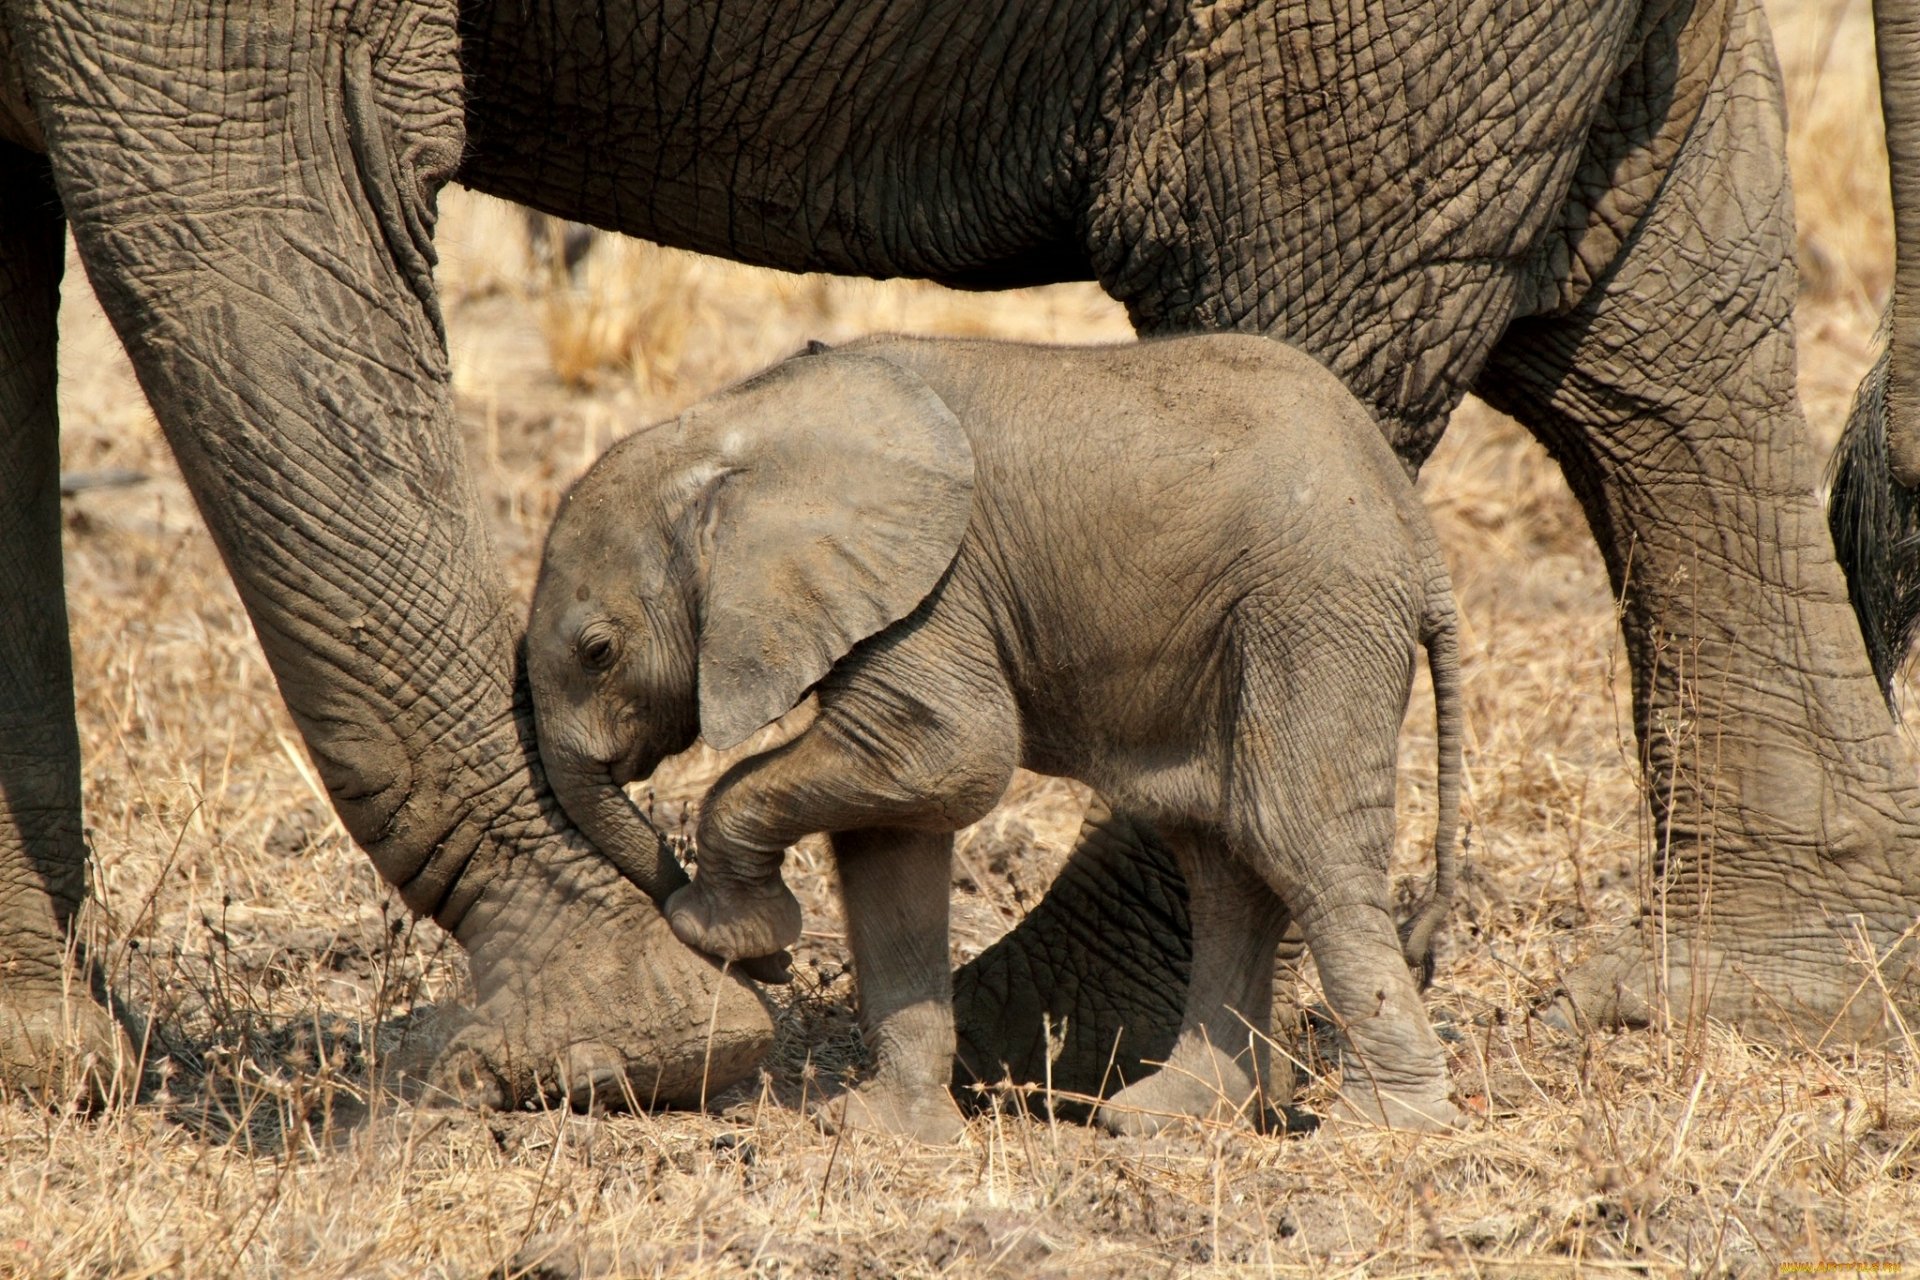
[817,827,966,1143]
[664,729,860,960]
[1233,644,1463,1132]
[1297,886,1461,1130]
[1097,832,1292,1137]
[668,673,1016,964]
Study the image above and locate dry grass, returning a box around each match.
[7,1,1918,1274]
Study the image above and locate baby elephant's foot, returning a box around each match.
[1330,1088,1466,1133]
[665,877,803,961]
[815,1079,966,1144]
[1096,1044,1264,1138]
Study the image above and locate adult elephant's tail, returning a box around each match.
[1826,2,1920,698]
[1827,348,1920,696]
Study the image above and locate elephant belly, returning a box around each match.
[1019,717,1233,838]
[0,24,41,152]
[455,0,1110,283]
[1088,0,1645,463]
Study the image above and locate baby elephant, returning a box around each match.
[529,334,1464,1140]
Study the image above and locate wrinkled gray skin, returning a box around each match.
[530,335,1467,1140]
[5,0,1920,1108]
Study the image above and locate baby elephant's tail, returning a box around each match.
[1399,566,1464,990]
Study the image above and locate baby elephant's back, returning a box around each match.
[856,333,1437,606]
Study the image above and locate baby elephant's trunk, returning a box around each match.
[1398,558,1464,990]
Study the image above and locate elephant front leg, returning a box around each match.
[669,667,1017,967]
[16,4,773,1111]
[0,145,128,1105]
[819,827,965,1144]
[663,750,812,963]
[666,679,1014,1142]
[1481,0,1920,1044]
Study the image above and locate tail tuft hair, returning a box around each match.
[1827,343,1920,703]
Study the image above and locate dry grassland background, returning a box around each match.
[6,1,1917,1274]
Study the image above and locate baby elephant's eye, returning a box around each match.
[576,625,621,673]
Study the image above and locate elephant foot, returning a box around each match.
[1095,1040,1263,1137]
[406,858,776,1111]
[815,1079,966,1144]
[0,984,131,1109]
[1547,904,1912,1046]
[665,877,803,962]
[1327,1087,1466,1133]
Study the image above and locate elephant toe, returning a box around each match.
[1534,996,1582,1036]
[736,950,796,985]
[1548,926,1660,1033]
[1329,1090,1468,1133]
[1095,1096,1176,1139]
[1096,1053,1264,1138]
[0,991,133,1110]
[556,1041,642,1110]
[814,1080,966,1144]
[384,1009,509,1110]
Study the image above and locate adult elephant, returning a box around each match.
[3,0,1918,1107]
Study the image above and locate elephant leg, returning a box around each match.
[1095,830,1289,1138]
[0,144,127,1105]
[1231,648,1459,1132]
[820,827,966,1144]
[15,4,772,1112]
[669,682,1018,964]
[1291,892,1459,1132]
[952,799,1202,1110]
[1479,0,1920,1042]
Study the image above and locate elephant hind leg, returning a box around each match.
[0,145,129,1106]
[1215,656,1461,1132]
[950,797,1194,1109]
[1477,0,1920,1045]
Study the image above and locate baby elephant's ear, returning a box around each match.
[690,351,975,749]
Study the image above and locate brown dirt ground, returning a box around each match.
[6,2,1920,1275]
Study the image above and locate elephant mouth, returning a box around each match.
[599,751,639,788]
[606,747,661,790]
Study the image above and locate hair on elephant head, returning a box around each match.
[527,351,976,901]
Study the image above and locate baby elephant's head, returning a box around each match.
[527,349,975,900]
[529,449,708,800]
